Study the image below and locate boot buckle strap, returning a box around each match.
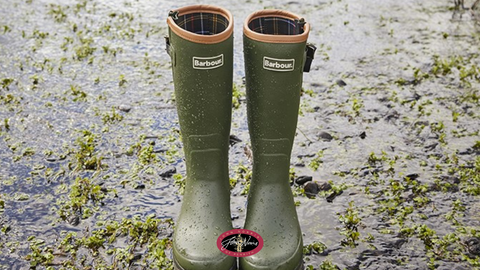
[165,36,171,56]
[165,36,175,65]
[303,43,316,73]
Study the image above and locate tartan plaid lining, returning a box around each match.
[174,13,229,35]
[248,17,303,35]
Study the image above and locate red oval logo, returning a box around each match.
[217,229,264,257]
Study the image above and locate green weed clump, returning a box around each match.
[69,85,87,102]
[48,4,68,23]
[233,165,252,195]
[455,156,480,196]
[305,260,340,270]
[338,201,361,247]
[72,130,102,170]
[303,241,327,255]
[363,148,480,269]
[0,194,4,213]
[318,260,340,270]
[57,176,108,221]
[75,37,96,61]
[232,83,245,109]
[26,215,174,269]
[413,55,479,87]
[101,107,123,125]
[308,150,324,171]
[1,78,14,89]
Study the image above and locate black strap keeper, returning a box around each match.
[303,43,316,73]
[165,36,171,57]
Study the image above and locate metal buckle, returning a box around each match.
[168,10,179,20]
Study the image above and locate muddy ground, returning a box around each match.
[0,0,479,269]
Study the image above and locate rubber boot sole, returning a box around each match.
[239,259,303,270]
[173,257,238,270]
[295,260,304,270]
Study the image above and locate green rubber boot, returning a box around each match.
[240,10,314,270]
[166,5,236,270]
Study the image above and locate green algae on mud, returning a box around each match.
[1,0,480,269]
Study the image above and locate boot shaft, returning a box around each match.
[167,5,234,178]
[243,9,312,158]
[167,5,234,150]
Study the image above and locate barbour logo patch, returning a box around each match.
[193,54,224,70]
[263,57,295,72]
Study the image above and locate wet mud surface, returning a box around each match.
[0,0,479,269]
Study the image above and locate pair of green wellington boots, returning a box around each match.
[166,5,315,270]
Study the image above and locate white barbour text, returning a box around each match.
[263,57,295,72]
[192,54,224,70]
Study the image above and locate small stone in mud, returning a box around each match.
[359,131,366,139]
[446,175,460,184]
[384,110,400,121]
[415,120,430,126]
[153,146,167,153]
[229,134,242,146]
[118,104,131,112]
[244,145,253,163]
[464,237,480,256]
[458,148,474,155]
[326,190,343,203]
[297,153,316,158]
[45,155,66,162]
[424,142,438,151]
[404,173,419,180]
[295,175,313,185]
[318,182,332,191]
[159,166,176,178]
[336,79,347,87]
[131,253,142,262]
[317,131,333,142]
[45,156,57,162]
[390,238,407,249]
[304,182,319,198]
[148,140,156,146]
[68,215,80,226]
[1,225,11,234]
[134,182,146,190]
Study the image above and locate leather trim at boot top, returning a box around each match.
[243,9,310,43]
[167,5,233,44]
